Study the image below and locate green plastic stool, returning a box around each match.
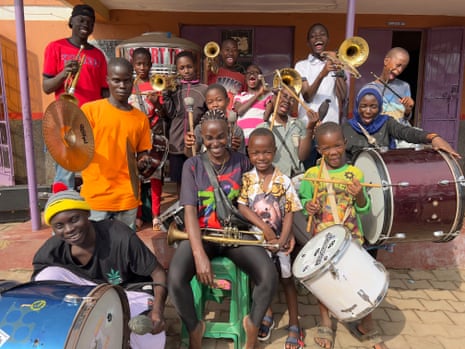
[181,256,250,349]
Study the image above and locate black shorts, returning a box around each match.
[169,153,188,183]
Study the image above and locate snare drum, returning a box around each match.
[159,200,184,231]
[292,225,389,322]
[354,148,465,244]
[0,281,130,348]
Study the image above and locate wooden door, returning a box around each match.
[421,28,464,149]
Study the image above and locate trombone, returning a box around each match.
[269,68,311,129]
[321,36,369,79]
[60,45,86,105]
[167,222,280,249]
[204,41,220,74]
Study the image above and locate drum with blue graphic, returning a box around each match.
[0,281,130,348]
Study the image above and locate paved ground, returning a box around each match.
[1,183,465,348]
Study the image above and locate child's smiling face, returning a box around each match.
[316,130,347,170]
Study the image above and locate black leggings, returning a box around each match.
[168,240,278,332]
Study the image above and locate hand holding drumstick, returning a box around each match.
[184,97,196,156]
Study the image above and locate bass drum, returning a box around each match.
[0,281,130,348]
[354,148,465,245]
[292,225,389,322]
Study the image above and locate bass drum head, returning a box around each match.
[354,149,393,245]
[0,282,129,349]
[292,225,349,282]
[67,284,130,349]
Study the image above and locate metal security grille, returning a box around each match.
[0,44,14,186]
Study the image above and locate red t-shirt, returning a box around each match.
[208,67,245,111]
[43,38,108,106]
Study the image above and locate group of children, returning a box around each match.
[129,37,387,349]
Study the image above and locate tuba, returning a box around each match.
[322,36,369,79]
[272,68,303,95]
[204,41,220,74]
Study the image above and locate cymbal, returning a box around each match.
[126,140,140,200]
[42,99,94,172]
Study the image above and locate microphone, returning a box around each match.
[128,313,153,335]
[183,96,196,155]
[318,99,331,122]
[227,111,237,148]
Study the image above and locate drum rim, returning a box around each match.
[293,227,352,282]
[354,149,394,245]
[434,150,465,242]
[64,283,130,349]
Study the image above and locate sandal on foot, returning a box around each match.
[257,315,275,342]
[152,216,161,231]
[346,321,382,344]
[284,325,305,349]
[314,326,334,349]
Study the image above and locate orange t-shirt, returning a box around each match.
[80,99,151,211]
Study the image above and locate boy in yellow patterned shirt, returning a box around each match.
[238,128,304,349]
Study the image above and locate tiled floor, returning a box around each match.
[1,182,465,348]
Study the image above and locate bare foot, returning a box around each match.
[243,315,259,349]
[188,320,205,349]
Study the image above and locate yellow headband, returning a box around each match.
[44,197,91,225]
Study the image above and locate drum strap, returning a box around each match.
[320,161,353,225]
[320,161,341,224]
[271,126,301,174]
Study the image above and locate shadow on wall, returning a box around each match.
[0,35,47,185]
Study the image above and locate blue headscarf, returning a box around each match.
[348,87,395,148]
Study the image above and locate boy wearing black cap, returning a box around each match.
[42,4,108,190]
[33,189,167,349]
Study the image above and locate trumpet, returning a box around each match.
[60,45,86,105]
[322,36,369,79]
[150,74,178,92]
[167,222,280,249]
[204,41,220,74]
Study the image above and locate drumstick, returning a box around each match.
[183,96,196,156]
[306,156,325,233]
[303,177,383,188]
[370,72,403,100]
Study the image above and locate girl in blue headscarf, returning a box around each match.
[341,87,459,162]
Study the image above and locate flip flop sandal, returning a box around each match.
[284,325,305,349]
[314,326,334,349]
[257,315,275,342]
[346,321,382,344]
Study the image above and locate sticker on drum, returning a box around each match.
[354,148,465,244]
[0,281,130,349]
[292,225,389,322]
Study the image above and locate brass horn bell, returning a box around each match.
[272,68,303,95]
[338,36,369,68]
[204,41,220,58]
[150,74,177,92]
